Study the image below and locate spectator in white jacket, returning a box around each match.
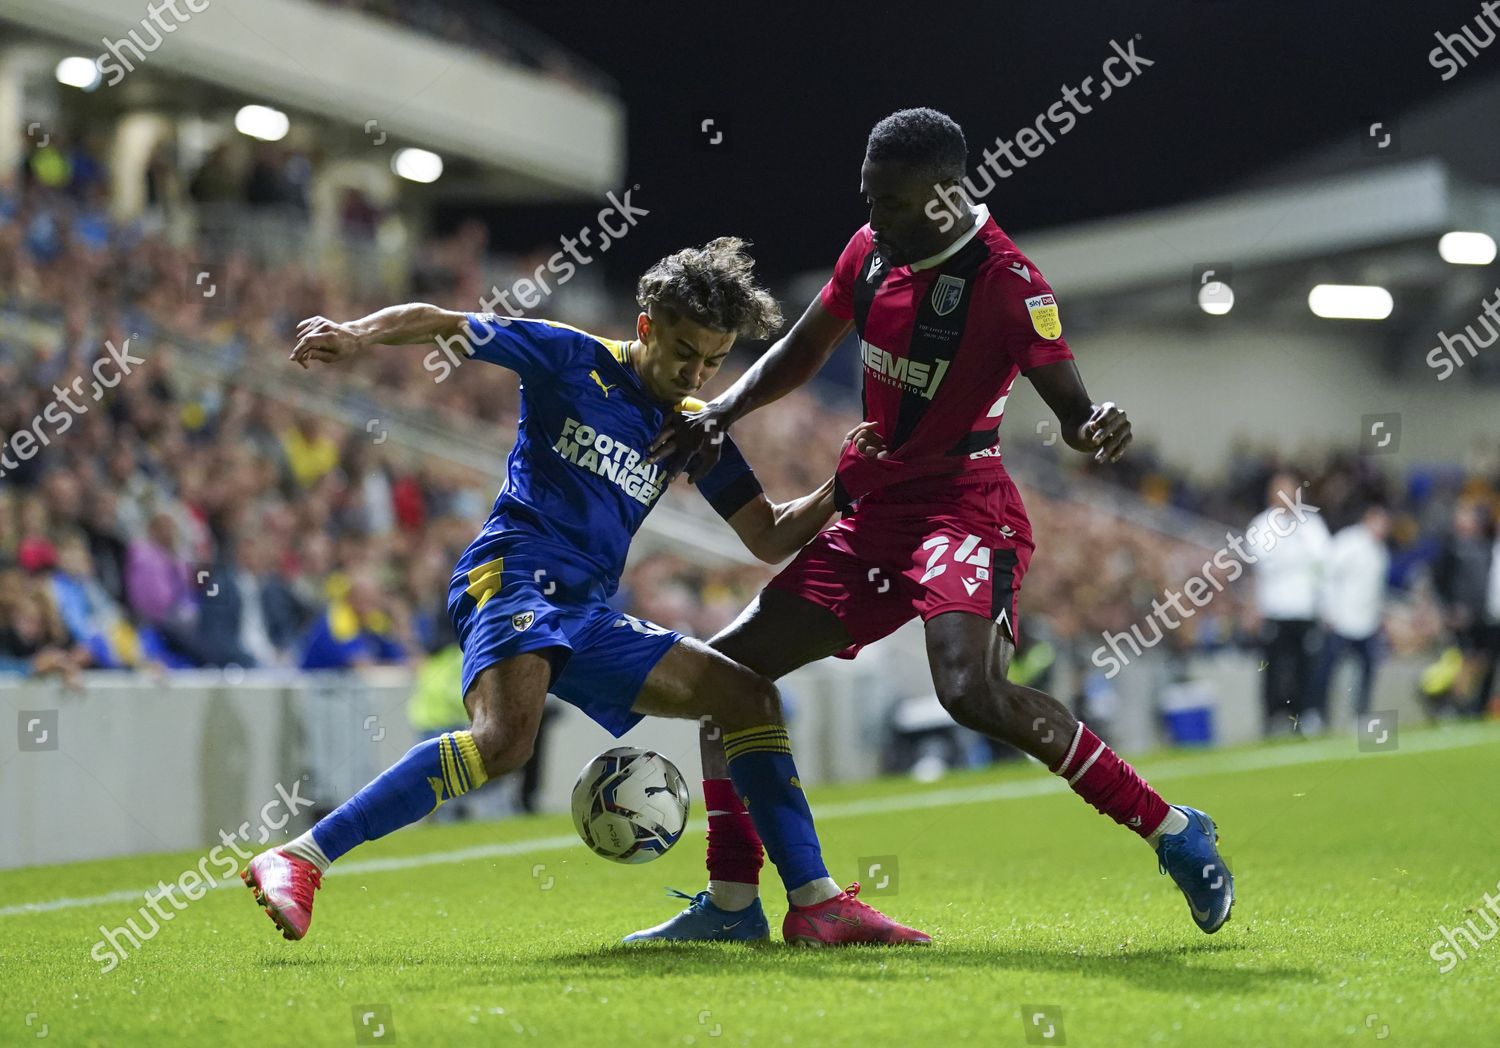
[1247,472,1332,734]
[1313,504,1390,723]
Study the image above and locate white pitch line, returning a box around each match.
[4,723,1495,919]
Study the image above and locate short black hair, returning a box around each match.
[636,236,783,340]
[865,107,968,183]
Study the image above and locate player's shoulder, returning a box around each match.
[840,223,877,256]
[974,225,1052,292]
[477,314,616,347]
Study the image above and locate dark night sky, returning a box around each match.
[465,0,1500,287]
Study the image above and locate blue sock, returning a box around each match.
[723,725,829,894]
[310,731,488,864]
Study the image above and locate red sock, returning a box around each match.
[703,778,763,884]
[1050,723,1170,839]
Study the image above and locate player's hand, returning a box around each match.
[843,421,888,459]
[290,316,365,370]
[648,401,730,482]
[1079,401,1131,463]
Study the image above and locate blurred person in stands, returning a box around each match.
[124,509,210,666]
[1433,501,1497,717]
[80,488,130,606]
[247,531,308,660]
[197,529,307,668]
[106,441,155,540]
[1247,472,1331,734]
[1313,503,1390,725]
[0,563,89,683]
[51,532,141,669]
[338,436,397,538]
[189,144,241,205]
[281,415,340,490]
[298,569,408,670]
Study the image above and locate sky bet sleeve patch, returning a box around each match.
[1025,293,1062,340]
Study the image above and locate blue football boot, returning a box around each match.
[623,888,770,943]
[1154,806,1235,933]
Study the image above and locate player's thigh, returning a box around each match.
[630,636,782,733]
[463,652,556,769]
[710,587,856,681]
[925,610,1014,699]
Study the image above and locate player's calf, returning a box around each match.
[244,659,552,940]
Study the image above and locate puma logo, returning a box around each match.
[590,369,615,397]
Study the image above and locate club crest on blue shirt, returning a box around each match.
[511,611,536,632]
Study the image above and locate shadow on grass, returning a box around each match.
[255,938,1314,996]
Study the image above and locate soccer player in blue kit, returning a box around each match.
[242,238,931,946]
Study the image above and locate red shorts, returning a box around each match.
[767,471,1035,658]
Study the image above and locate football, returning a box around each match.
[570,747,691,863]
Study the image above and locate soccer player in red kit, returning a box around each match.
[628,108,1233,943]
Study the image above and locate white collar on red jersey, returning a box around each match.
[909,204,989,272]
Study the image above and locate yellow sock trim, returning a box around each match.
[438,737,460,802]
[454,730,489,789]
[436,730,490,802]
[723,724,793,761]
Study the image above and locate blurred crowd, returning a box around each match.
[3,138,1498,726]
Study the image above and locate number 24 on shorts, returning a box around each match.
[919,534,991,584]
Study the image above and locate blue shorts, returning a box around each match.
[447,537,682,737]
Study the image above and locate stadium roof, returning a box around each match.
[2,0,625,199]
[1019,159,1499,299]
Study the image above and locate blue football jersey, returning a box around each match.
[452,313,763,595]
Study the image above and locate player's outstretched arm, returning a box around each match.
[649,295,852,477]
[1024,359,1133,464]
[717,295,854,423]
[723,423,882,564]
[289,304,469,369]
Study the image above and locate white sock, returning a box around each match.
[707,880,759,912]
[281,830,331,873]
[787,876,841,908]
[1146,806,1190,848]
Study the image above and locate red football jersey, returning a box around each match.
[819,205,1074,502]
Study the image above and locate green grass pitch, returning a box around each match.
[5,723,1498,1047]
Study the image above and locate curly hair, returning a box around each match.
[636,237,783,340]
[866,107,968,183]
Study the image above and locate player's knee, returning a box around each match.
[934,670,1009,732]
[469,722,534,778]
[711,671,783,733]
[935,679,986,730]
